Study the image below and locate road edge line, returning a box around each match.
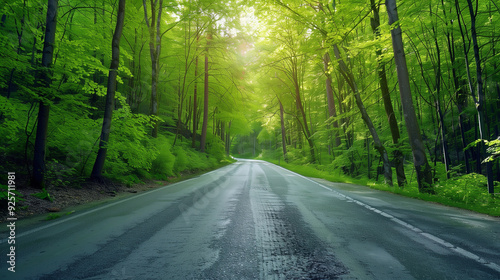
[268,162,500,274]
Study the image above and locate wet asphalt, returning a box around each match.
[1,159,499,279]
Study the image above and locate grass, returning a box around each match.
[265,159,500,217]
[46,211,75,221]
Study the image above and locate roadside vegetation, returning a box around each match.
[258,154,500,217]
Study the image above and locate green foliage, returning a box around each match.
[173,146,188,174]
[0,184,24,203]
[206,135,226,162]
[104,108,159,182]
[32,188,53,202]
[435,173,490,204]
[46,211,75,221]
[485,139,500,163]
[151,136,175,179]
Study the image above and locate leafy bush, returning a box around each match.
[206,135,226,162]
[105,108,159,181]
[151,136,175,179]
[173,146,188,173]
[435,173,492,205]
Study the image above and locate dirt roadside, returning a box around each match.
[1,177,174,223]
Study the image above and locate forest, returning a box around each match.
[1,0,499,213]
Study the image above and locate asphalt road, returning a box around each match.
[1,159,500,279]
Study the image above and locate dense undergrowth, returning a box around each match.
[0,94,232,207]
[259,153,500,217]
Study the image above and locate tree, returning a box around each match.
[91,0,126,180]
[463,0,494,193]
[386,0,434,193]
[31,0,58,188]
[200,29,211,153]
[143,0,163,138]
[370,0,406,187]
[332,44,393,187]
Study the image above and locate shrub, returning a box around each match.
[173,146,188,173]
[151,136,175,179]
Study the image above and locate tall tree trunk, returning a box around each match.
[200,32,211,153]
[225,121,231,156]
[431,18,451,178]
[370,0,406,187]
[386,0,434,193]
[279,99,288,162]
[442,0,471,173]
[31,0,58,189]
[291,58,316,162]
[192,55,198,148]
[143,0,162,138]
[333,45,393,186]
[324,51,341,148]
[464,0,494,192]
[91,0,126,181]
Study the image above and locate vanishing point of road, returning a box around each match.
[1,159,500,279]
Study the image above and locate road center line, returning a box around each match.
[269,163,500,274]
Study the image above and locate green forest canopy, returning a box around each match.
[1,0,499,198]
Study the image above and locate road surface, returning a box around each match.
[1,159,500,279]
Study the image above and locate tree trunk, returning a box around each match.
[91,0,126,181]
[386,0,433,193]
[333,45,393,186]
[143,0,162,138]
[324,51,341,148]
[370,0,406,187]
[192,55,198,148]
[225,121,231,156]
[279,99,288,162]
[442,0,471,174]
[464,0,494,192]
[200,32,211,153]
[31,0,58,189]
[291,59,316,162]
[431,19,451,178]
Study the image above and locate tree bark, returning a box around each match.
[31,0,58,189]
[91,0,126,181]
[386,0,434,193]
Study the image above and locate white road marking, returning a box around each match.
[270,163,500,274]
[0,175,202,243]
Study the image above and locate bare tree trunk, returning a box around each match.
[91,0,126,181]
[31,0,58,189]
[386,0,434,193]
